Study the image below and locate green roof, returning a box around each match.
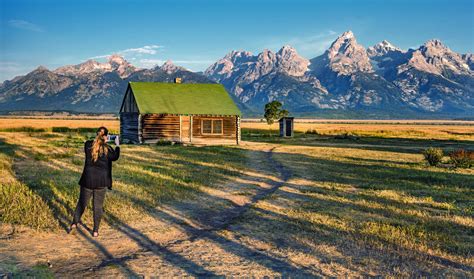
[129,82,241,116]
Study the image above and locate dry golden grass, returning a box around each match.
[237,138,473,276]
[242,121,474,141]
[0,118,119,131]
[1,118,473,276]
[0,130,247,230]
[1,118,472,141]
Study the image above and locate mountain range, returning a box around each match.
[1,31,473,118]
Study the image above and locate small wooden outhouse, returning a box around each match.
[279,117,294,137]
[120,81,241,145]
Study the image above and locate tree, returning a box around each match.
[263,101,289,136]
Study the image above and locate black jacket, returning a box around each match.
[79,140,120,189]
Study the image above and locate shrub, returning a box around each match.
[423,147,444,166]
[305,129,319,135]
[52,127,98,134]
[0,126,46,132]
[77,127,97,133]
[52,126,71,132]
[449,149,474,168]
[156,140,173,146]
[334,133,359,140]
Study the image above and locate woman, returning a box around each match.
[69,126,120,237]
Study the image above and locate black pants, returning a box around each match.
[72,186,106,232]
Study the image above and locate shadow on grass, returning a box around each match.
[243,131,474,155]
[2,132,473,276]
[2,135,316,276]
[266,148,473,269]
[0,136,141,278]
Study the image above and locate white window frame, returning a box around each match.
[201,118,223,135]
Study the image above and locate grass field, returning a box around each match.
[0,118,473,276]
[0,130,247,230]
[242,120,474,141]
[0,118,119,131]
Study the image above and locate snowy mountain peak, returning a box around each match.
[340,30,354,40]
[258,49,276,61]
[378,40,399,50]
[2,33,474,118]
[161,60,186,74]
[398,39,472,76]
[328,31,356,52]
[329,30,361,54]
[423,39,445,49]
[321,31,373,75]
[54,60,104,76]
[462,53,474,71]
[367,40,402,57]
[222,50,254,65]
[108,54,128,65]
[275,45,309,76]
[35,66,50,72]
[204,44,310,98]
[277,45,297,54]
[53,55,136,78]
[108,55,137,78]
[224,50,253,59]
[204,50,255,79]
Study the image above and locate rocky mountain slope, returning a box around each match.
[206,31,473,117]
[0,56,212,113]
[1,31,472,118]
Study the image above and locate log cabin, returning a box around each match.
[120,81,241,145]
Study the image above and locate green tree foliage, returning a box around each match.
[264,101,289,135]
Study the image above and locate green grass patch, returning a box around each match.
[51,127,99,133]
[0,126,47,132]
[268,143,473,260]
[0,132,248,231]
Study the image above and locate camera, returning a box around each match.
[107,135,119,142]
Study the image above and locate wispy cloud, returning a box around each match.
[123,45,162,55]
[8,19,44,32]
[138,59,166,67]
[89,45,163,59]
[0,62,36,82]
[259,30,339,57]
[0,62,23,72]
[286,30,338,54]
[87,45,213,71]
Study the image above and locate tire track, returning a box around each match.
[89,145,314,276]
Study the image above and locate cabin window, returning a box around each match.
[201,119,223,135]
[202,120,212,133]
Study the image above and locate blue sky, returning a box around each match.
[1,0,473,81]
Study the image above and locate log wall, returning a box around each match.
[121,113,239,144]
[120,112,139,143]
[141,114,180,142]
[192,116,237,139]
[181,115,191,142]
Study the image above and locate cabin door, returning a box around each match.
[181,116,191,142]
[285,119,292,137]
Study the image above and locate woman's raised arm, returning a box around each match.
[108,145,120,161]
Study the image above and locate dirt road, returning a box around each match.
[3,140,470,277]
[1,142,320,277]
